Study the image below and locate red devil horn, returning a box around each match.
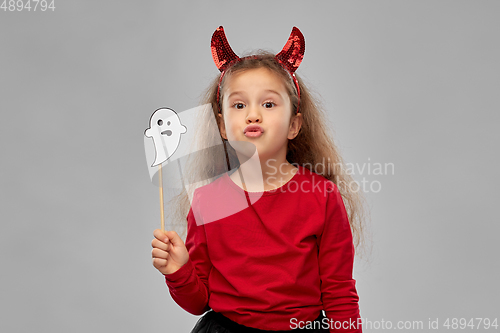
[211,26,240,72]
[275,27,305,74]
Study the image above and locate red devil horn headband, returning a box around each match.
[211,26,305,114]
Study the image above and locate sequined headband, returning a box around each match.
[211,26,305,114]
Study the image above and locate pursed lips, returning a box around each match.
[244,129,263,138]
[244,124,264,134]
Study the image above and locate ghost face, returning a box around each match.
[218,67,302,164]
[145,108,187,166]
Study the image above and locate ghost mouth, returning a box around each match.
[161,130,172,136]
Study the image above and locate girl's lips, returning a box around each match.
[244,131,263,138]
[244,124,264,133]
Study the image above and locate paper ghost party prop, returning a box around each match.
[144,104,215,188]
[144,107,187,167]
[144,104,265,232]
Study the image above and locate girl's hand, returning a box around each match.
[151,229,189,275]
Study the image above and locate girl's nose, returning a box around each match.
[245,105,261,123]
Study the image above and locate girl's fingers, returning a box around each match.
[152,257,168,268]
[151,238,169,251]
[153,229,170,244]
[152,248,169,260]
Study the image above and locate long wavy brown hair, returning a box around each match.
[164,50,371,260]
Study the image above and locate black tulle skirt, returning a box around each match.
[190,310,329,333]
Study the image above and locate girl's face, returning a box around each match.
[218,67,302,161]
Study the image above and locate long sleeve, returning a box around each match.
[164,192,213,315]
[318,182,362,333]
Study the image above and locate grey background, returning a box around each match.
[1,1,498,332]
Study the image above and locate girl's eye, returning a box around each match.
[263,102,276,109]
[233,103,245,109]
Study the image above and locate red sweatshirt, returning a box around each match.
[164,165,362,332]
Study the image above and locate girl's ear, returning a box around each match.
[288,113,303,140]
[218,113,227,140]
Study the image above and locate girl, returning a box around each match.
[151,26,368,333]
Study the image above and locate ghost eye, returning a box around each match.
[167,121,171,125]
[157,119,163,126]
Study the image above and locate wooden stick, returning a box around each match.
[159,163,165,232]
